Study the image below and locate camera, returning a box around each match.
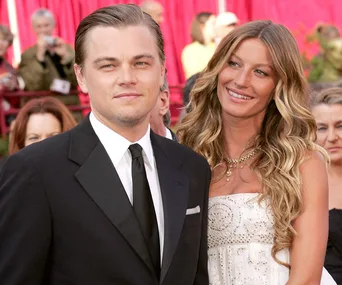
[0,74,11,85]
[44,36,57,47]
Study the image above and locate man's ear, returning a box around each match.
[159,90,170,116]
[74,64,88,93]
[159,64,166,86]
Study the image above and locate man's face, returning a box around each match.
[150,89,170,136]
[149,4,164,25]
[32,16,54,37]
[75,25,165,130]
[215,24,236,45]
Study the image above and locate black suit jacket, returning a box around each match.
[0,116,211,285]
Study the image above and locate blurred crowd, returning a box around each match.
[0,1,242,149]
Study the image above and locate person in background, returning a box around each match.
[140,0,164,25]
[150,75,176,140]
[141,1,173,139]
[311,87,342,285]
[9,96,76,154]
[0,25,20,110]
[183,73,200,107]
[18,8,77,93]
[177,72,200,124]
[214,11,238,45]
[308,24,341,83]
[181,12,216,79]
[0,25,19,93]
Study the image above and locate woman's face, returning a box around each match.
[217,38,277,124]
[312,103,342,164]
[25,113,62,147]
[0,33,10,57]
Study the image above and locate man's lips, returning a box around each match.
[114,93,142,99]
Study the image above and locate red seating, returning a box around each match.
[0,90,90,140]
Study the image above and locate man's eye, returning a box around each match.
[135,62,148,67]
[101,64,114,69]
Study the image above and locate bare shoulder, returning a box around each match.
[300,150,327,173]
[300,150,328,198]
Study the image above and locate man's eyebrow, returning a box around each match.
[93,57,119,65]
[132,54,155,60]
[93,54,155,65]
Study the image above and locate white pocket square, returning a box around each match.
[186,205,200,215]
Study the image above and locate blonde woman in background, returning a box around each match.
[178,20,336,284]
[181,12,216,79]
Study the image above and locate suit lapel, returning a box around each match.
[151,133,189,283]
[69,117,155,274]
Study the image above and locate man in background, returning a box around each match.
[214,11,238,45]
[18,8,77,93]
[150,75,177,140]
[140,0,164,25]
[141,1,175,139]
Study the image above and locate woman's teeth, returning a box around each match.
[228,90,252,100]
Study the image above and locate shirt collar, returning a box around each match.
[89,112,155,170]
[133,127,154,170]
[165,127,173,140]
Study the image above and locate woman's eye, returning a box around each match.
[28,137,38,141]
[228,61,239,67]
[228,60,239,67]
[255,69,268,76]
[317,127,327,131]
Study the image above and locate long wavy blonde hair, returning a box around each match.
[178,20,327,267]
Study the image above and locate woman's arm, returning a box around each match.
[287,152,329,285]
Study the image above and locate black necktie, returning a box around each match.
[129,144,160,277]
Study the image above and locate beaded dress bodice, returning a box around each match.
[208,193,289,285]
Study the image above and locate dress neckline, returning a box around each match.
[329,208,342,212]
[209,192,259,200]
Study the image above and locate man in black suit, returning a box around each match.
[0,4,210,285]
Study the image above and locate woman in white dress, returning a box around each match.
[178,20,336,284]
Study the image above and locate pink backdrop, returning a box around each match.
[226,0,342,57]
[0,0,341,91]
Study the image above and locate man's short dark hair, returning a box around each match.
[75,4,165,68]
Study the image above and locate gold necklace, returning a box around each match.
[224,148,258,182]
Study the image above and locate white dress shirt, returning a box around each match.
[90,113,164,263]
[165,127,173,140]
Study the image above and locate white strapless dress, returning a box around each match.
[208,193,336,285]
